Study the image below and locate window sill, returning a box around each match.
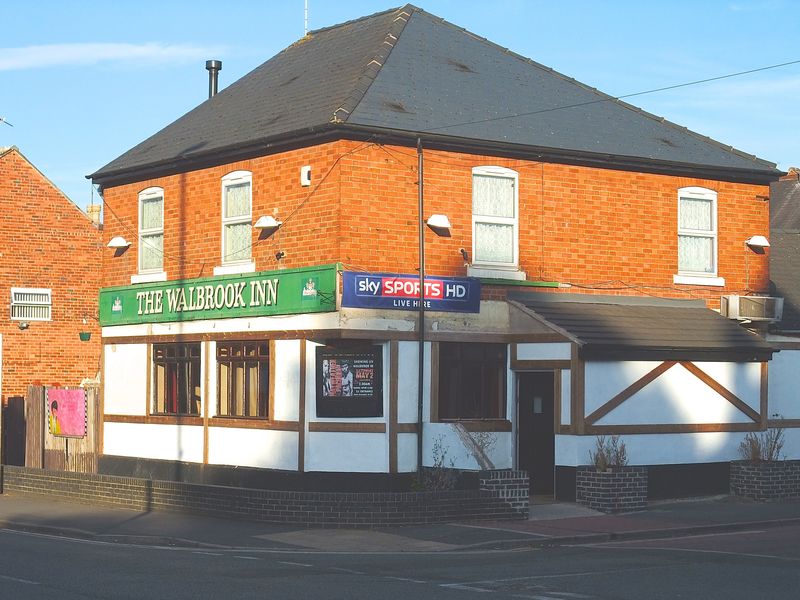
[673,274,726,287]
[213,261,255,276]
[131,271,167,284]
[467,266,527,281]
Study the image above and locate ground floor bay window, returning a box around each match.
[438,343,507,420]
[217,341,270,418]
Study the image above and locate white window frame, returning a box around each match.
[220,170,253,266]
[11,287,52,321]
[138,186,164,275]
[471,166,519,271]
[677,186,718,278]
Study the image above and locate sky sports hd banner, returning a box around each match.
[342,272,480,313]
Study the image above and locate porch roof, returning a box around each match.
[508,291,774,362]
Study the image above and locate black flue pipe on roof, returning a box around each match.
[206,60,222,98]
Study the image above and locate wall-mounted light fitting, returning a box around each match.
[745,235,770,249]
[426,214,452,237]
[107,236,131,249]
[254,215,282,238]
[18,321,29,330]
[459,247,470,264]
[275,250,286,261]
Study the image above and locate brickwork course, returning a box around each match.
[0,465,528,526]
[0,147,102,400]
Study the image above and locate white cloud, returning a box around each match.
[0,42,225,71]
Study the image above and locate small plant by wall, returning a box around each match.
[577,435,647,513]
[731,419,800,501]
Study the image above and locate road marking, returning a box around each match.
[0,574,40,585]
[450,523,549,537]
[233,555,260,560]
[589,544,800,563]
[278,561,313,567]
[193,552,223,556]
[443,565,668,589]
[330,567,367,575]
[385,576,428,584]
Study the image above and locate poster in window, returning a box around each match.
[316,346,383,417]
[46,388,87,438]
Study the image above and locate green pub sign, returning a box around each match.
[99,264,338,326]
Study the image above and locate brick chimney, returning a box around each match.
[86,204,102,225]
[780,167,800,181]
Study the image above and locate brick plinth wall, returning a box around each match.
[0,466,527,526]
[479,469,530,514]
[576,466,648,513]
[730,460,800,501]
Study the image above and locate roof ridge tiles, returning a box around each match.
[307,5,405,36]
[330,5,414,124]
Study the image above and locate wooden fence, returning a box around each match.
[24,385,99,473]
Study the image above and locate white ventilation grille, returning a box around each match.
[11,288,52,321]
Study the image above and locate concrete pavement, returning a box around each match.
[2,490,800,552]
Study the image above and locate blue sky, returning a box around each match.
[2,1,798,209]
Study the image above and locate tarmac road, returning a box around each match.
[1,524,798,599]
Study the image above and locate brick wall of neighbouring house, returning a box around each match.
[0,149,102,399]
[101,140,770,307]
[0,466,528,526]
[730,460,800,501]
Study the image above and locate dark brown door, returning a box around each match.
[518,372,555,495]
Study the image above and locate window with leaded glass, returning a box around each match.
[438,343,507,420]
[678,187,717,276]
[217,341,269,418]
[153,343,201,416]
[472,167,518,268]
[221,171,252,264]
[138,187,164,273]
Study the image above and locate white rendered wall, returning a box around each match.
[103,422,204,462]
[768,350,800,419]
[557,431,751,466]
[586,361,761,425]
[397,341,422,424]
[103,344,148,415]
[516,342,571,361]
[273,339,301,421]
[561,369,571,426]
[208,427,298,470]
[305,432,387,472]
[398,432,417,472]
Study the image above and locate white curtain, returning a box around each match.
[225,183,250,218]
[141,196,163,229]
[141,233,163,271]
[473,175,514,217]
[225,223,250,262]
[475,223,513,263]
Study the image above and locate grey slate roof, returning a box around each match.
[91,4,779,185]
[770,177,800,331]
[509,291,773,361]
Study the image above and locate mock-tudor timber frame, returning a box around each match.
[509,341,772,436]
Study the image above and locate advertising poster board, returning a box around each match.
[46,388,87,438]
[316,346,383,417]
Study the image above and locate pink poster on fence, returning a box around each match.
[47,388,86,438]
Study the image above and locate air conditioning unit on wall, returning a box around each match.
[720,295,784,322]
